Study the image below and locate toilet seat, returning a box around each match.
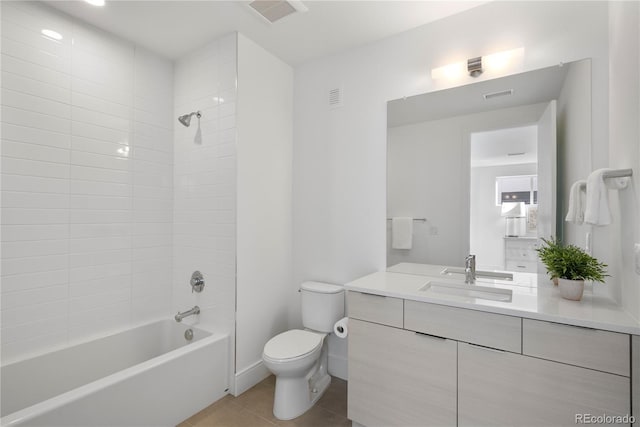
[263,329,323,362]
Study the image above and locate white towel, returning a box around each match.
[584,168,627,226]
[565,180,586,224]
[391,217,413,249]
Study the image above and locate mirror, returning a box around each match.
[386,59,591,271]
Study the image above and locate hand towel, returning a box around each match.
[565,180,586,224]
[391,217,413,249]
[585,168,618,226]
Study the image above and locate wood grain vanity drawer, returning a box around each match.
[522,319,630,376]
[347,291,403,328]
[404,301,521,353]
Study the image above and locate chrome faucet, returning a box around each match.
[175,306,200,322]
[465,254,476,284]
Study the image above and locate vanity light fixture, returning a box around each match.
[85,0,105,6]
[431,47,525,81]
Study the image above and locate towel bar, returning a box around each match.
[602,168,633,179]
[386,218,427,222]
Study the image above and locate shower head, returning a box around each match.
[178,111,201,127]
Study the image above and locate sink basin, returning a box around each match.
[440,267,513,281]
[420,281,513,302]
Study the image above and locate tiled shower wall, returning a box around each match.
[172,35,237,358]
[0,2,174,363]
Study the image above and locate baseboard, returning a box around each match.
[328,352,348,381]
[233,360,270,396]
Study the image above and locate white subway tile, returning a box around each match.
[72,91,131,119]
[71,136,130,158]
[2,191,69,209]
[1,37,71,73]
[70,250,131,269]
[2,208,69,225]
[72,76,131,106]
[1,20,71,59]
[2,123,70,149]
[1,269,68,293]
[2,254,68,277]
[70,209,131,224]
[70,179,132,197]
[69,261,131,283]
[1,88,71,120]
[2,139,70,163]
[1,315,68,345]
[72,120,129,144]
[71,150,131,171]
[2,71,71,103]
[70,223,131,239]
[70,195,131,211]
[72,106,130,132]
[2,105,71,134]
[70,165,131,185]
[1,54,71,89]
[68,287,131,313]
[69,274,131,297]
[2,157,69,179]
[69,236,131,253]
[1,224,68,242]
[2,239,68,259]
[1,299,67,328]
[0,283,67,309]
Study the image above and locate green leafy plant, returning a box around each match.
[536,237,608,282]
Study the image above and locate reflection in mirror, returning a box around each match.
[386,59,591,271]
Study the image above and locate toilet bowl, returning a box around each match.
[262,281,344,420]
[262,329,330,420]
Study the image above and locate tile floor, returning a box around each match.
[178,376,350,427]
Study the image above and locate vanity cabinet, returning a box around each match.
[348,319,457,426]
[346,290,634,427]
[458,342,630,427]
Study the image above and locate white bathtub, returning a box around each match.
[1,320,229,426]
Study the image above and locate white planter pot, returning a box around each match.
[558,278,585,301]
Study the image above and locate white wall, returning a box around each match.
[1,2,174,363]
[172,34,238,386]
[235,33,293,393]
[608,1,640,320]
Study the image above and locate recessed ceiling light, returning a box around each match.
[85,0,105,6]
[41,29,63,40]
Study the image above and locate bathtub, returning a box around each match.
[1,320,229,426]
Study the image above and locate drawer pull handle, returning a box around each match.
[467,342,507,354]
[415,332,447,341]
[359,292,386,299]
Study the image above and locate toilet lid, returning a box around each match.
[263,329,323,360]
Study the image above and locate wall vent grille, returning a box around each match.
[328,87,342,108]
[483,89,514,100]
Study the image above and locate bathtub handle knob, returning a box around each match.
[190,271,205,293]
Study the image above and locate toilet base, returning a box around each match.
[273,373,331,420]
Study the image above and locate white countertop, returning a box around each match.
[345,263,640,335]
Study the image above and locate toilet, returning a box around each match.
[262,281,344,420]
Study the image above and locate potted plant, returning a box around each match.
[535,237,562,285]
[536,237,608,301]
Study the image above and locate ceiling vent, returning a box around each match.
[248,0,308,24]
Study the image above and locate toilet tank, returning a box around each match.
[301,281,344,333]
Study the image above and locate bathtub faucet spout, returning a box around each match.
[175,306,200,322]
